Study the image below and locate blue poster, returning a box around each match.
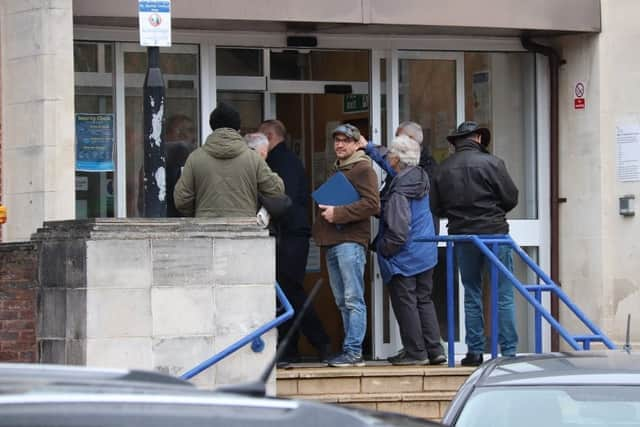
[76,114,114,172]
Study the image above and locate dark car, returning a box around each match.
[441,351,640,427]
[0,363,441,427]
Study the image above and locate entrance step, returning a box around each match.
[276,363,475,421]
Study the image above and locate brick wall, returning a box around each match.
[0,242,39,362]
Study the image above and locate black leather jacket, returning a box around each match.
[430,139,518,235]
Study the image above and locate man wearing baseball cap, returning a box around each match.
[312,123,380,367]
[430,121,519,366]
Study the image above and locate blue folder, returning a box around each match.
[312,172,360,206]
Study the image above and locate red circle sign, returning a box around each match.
[575,82,585,98]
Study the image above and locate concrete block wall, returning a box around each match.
[0,242,39,362]
[34,218,277,389]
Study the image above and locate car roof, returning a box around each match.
[473,351,640,387]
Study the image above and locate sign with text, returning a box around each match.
[138,0,171,47]
[616,121,640,182]
[75,114,115,172]
[343,94,369,113]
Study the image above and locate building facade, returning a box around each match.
[1,0,637,362]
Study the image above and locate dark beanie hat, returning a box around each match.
[209,102,241,131]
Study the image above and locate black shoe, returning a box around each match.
[429,354,447,365]
[387,349,406,364]
[461,352,483,367]
[327,353,365,367]
[389,354,429,366]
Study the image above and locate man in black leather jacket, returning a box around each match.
[430,121,519,367]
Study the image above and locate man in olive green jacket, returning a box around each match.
[174,103,284,217]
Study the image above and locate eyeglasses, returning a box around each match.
[334,137,352,144]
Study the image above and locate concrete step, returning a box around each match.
[276,363,475,420]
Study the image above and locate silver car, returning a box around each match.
[442,351,640,427]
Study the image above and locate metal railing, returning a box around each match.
[180,282,294,380]
[417,235,616,368]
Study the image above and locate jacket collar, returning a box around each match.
[454,138,489,154]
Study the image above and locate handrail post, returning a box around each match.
[446,241,455,368]
[490,241,499,360]
[534,287,543,353]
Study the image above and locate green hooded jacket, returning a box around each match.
[174,128,284,217]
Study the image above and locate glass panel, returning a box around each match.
[464,52,537,219]
[271,50,369,81]
[216,48,263,76]
[380,58,388,146]
[216,91,264,134]
[124,45,201,217]
[73,42,115,219]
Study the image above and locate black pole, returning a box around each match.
[143,46,167,217]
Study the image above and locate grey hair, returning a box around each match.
[397,121,423,145]
[388,134,421,167]
[244,132,269,150]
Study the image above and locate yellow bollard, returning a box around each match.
[0,204,6,224]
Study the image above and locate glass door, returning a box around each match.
[376,50,546,357]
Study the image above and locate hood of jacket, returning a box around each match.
[387,166,429,199]
[202,128,248,159]
[334,150,372,172]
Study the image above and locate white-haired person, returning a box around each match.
[244,132,270,160]
[375,134,445,366]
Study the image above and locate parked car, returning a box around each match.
[441,351,640,427]
[0,363,441,427]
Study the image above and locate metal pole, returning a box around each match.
[490,242,499,359]
[143,46,167,217]
[447,242,455,367]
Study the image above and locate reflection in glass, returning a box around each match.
[271,50,369,81]
[217,91,264,134]
[73,41,115,219]
[216,48,263,76]
[124,46,200,217]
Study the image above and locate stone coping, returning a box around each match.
[31,218,269,241]
[277,364,476,379]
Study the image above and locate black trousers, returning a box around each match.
[388,269,444,359]
[277,236,330,357]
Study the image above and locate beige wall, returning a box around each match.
[0,0,75,242]
[73,0,601,32]
[555,0,640,347]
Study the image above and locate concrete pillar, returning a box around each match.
[0,0,75,242]
[34,218,277,391]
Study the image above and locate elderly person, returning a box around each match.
[244,132,269,160]
[376,134,445,366]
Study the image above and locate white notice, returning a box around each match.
[616,122,640,182]
[139,0,171,47]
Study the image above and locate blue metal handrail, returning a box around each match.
[180,282,294,380]
[417,235,616,367]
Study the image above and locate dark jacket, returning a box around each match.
[430,139,518,234]
[376,166,438,285]
[174,128,284,217]
[312,151,380,249]
[266,142,310,237]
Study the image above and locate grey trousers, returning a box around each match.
[388,269,444,359]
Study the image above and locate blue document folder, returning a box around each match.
[312,172,360,206]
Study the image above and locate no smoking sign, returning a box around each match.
[574,81,586,110]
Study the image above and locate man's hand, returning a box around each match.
[319,204,336,223]
[357,135,368,150]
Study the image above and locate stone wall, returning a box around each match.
[34,218,277,390]
[0,242,39,362]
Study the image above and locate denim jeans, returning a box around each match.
[326,242,367,357]
[456,242,518,356]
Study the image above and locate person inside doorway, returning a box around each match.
[259,120,332,364]
[430,121,519,366]
[312,124,380,368]
[165,114,197,217]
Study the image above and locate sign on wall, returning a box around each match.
[75,114,115,172]
[343,94,369,113]
[138,0,172,47]
[574,81,586,110]
[616,119,640,182]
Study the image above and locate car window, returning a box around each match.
[453,386,640,427]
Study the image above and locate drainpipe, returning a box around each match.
[521,36,563,351]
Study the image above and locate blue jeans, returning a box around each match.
[326,242,367,357]
[456,243,518,356]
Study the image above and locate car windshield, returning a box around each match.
[454,386,640,427]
